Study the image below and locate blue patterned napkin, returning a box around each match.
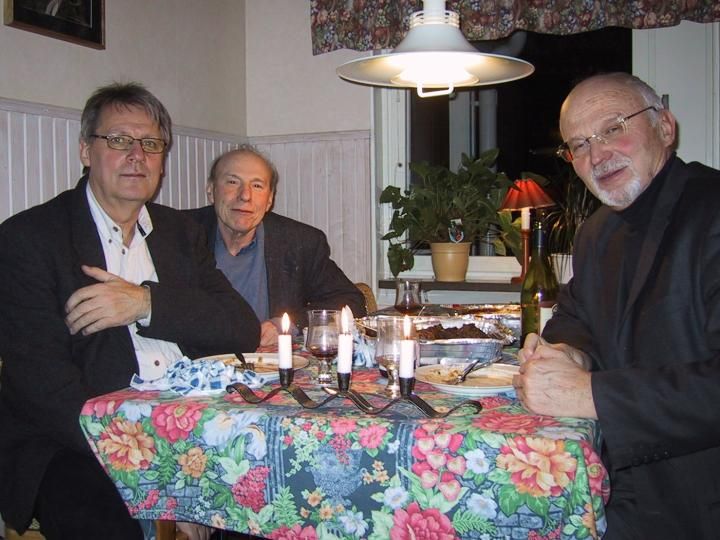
[130,356,270,395]
[353,324,376,368]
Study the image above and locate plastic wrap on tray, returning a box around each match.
[356,313,516,347]
[418,337,503,362]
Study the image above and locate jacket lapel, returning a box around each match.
[68,176,136,360]
[263,216,284,314]
[620,160,690,326]
[70,177,107,284]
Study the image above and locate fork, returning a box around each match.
[233,352,255,371]
[453,356,498,384]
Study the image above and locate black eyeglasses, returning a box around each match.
[90,134,167,154]
[556,106,659,163]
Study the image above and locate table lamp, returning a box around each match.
[500,178,555,283]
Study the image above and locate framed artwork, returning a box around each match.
[4,0,105,49]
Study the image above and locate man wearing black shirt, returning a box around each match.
[516,73,720,538]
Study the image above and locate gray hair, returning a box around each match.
[80,82,173,151]
[208,144,279,196]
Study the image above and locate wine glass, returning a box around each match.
[306,309,340,385]
[394,279,423,315]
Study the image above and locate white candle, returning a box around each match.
[399,315,415,378]
[278,312,293,369]
[521,207,531,231]
[337,306,353,374]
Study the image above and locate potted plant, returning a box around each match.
[544,164,601,282]
[380,149,514,280]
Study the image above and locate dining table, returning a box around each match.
[79,362,609,540]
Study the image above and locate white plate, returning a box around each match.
[196,353,309,382]
[415,363,518,397]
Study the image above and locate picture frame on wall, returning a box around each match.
[4,0,105,49]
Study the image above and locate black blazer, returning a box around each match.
[544,158,720,538]
[0,178,260,530]
[186,206,367,328]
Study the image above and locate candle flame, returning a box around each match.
[403,315,412,338]
[281,312,290,334]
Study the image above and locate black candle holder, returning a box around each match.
[227,382,337,409]
[226,374,482,418]
[278,367,294,387]
[337,371,351,392]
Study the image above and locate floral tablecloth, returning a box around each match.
[79,368,609,539]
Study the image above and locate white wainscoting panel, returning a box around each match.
[0,97,372,285]
[251,131,372,285]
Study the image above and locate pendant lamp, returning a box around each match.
[336,0,534,97]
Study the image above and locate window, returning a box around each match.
[410,28,632,182]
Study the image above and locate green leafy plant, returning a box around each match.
[380,149,514,277]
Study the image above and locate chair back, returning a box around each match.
[354,282,377,314]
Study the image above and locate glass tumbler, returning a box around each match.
[375,317,408,398]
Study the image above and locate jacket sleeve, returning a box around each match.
[591,207,720,471]
[0,217,99,454]
[136,212,261,355]
[542,223,600,365]
[274,226,367,328]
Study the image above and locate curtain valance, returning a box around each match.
[311,1,720,55]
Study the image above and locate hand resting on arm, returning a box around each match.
[64,264,151,336]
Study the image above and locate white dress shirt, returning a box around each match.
[86,184,182,380]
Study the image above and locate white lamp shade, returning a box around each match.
[336,1,534,96]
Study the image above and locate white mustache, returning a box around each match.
[591,156,632,182]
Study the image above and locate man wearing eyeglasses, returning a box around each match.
[515,72,720,538]
[0,82,260,539]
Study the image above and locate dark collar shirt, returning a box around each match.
[214,223,269,321]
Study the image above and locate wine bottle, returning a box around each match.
[520,219,559,346]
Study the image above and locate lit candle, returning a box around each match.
[278,313,293,369]
[337,306,353,374]
[521,207,531,231]
[399,315,415,378]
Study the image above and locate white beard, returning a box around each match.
[589,157,646,209]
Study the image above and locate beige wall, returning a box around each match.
[0,0,247,135]
[244,0,371,136]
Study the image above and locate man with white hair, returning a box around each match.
[516,72,720,538]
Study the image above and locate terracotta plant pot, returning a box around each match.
[430,242,470,282]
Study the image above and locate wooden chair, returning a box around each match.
[354,282,377,314]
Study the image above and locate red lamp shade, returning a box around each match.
[501,179,555,284]
[500,179,555,211]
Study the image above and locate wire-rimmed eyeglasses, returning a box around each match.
[556,106,659,163]
[90,134,167,154]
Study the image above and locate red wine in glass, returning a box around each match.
[394,301,423,315]
[308,345,339,359]
[394,280,422,315]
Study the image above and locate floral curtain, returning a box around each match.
[311,0,720,55]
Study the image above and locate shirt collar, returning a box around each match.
[216,222,264,256]
[86,182,153,243]
[618,153,676,229]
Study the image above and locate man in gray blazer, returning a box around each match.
[186,146,366,347]
[515,73,720,538]
[0,83,260,538]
